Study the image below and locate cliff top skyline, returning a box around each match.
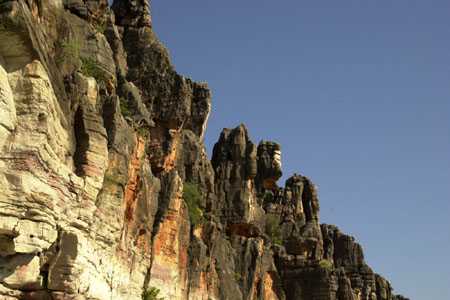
[0,0,446,299]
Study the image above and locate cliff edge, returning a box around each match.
[0,1,408,299]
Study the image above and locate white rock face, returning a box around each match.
[0,64,16,149]
[0,60,141,300]
[273,150,282,170]
[1,255,41,289]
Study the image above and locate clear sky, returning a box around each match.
[150,1,450,299]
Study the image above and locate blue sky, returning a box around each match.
[150,1,450,299]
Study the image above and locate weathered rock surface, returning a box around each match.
[0,1,408,300]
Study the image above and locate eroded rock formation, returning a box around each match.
[0,1,407,299]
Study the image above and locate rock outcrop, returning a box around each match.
[0,1,408,300]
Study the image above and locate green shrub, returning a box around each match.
[119,97,132,118]
[318,259,333,270]
[183,182,204,226]
[142,287,163,300]
[103,173,121,185]
[137,126,149,138]
[265,215,282,245]
[80,57,106,83]
[95,22,107,34]
[234,272,241,281]
[59,39,81,65]
[263,191,274,202]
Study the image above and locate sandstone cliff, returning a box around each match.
[0,1,408,299]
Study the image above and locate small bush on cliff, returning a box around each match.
[95,22,107,34]
[319,259,333,270]
[81,57,106,83]
[265,215,283,245]
[142,287,163,300]
[60,39,81,65]
[263,191,274,202]
[234,272,241,281]
[183,182,204,227]
[119,97,132,118]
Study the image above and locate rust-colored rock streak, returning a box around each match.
[120,135,145,248]
[149,187,190,299]
[264,272,280,300]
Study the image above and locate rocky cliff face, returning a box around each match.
[0,1,408,299]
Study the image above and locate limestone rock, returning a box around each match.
[212,124,264,228]
[0,254,41,290]
[0,1,407,300]
[0,64,16,149]
[112,0,152,28]
[256,141,282,191]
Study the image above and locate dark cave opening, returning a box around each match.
[73,107,90,177]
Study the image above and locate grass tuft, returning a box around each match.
[183,182,204,227]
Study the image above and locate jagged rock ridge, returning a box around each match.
[0,1,408,299]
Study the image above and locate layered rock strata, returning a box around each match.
[0,1,407,299]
